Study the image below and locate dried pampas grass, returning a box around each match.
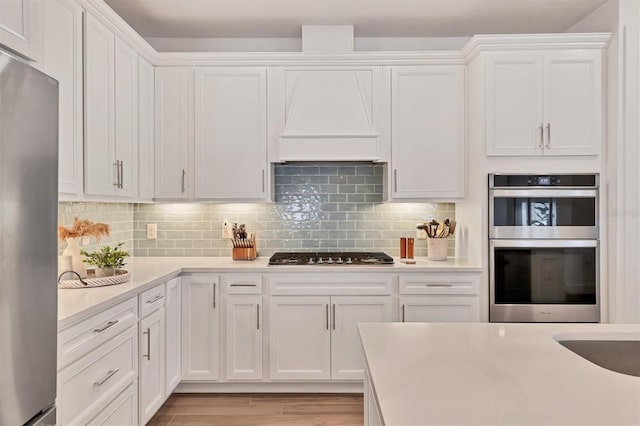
[58,217,111,242]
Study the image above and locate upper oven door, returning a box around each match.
[489,188,599,239]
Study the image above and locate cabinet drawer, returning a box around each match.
[268,274,394,296]
[57,326,137,426]
[399,274,480,295]
[58,298,137,369]
[87,380,137,426]
[223,274,263,294]
[139,283,166,318]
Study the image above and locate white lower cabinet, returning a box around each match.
[88,381,137,426]
[399,273,480,322]
[138,307,165,425]
[269,296,332,380]
[225,294,263,380]
[165,278,181,394]
[331,296,393,380]
[181,275,220,381]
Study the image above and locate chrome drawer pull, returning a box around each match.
[146,294,164,304]
[93,320,118,334]
[230,284,257,287]
[94,369,119,387]
[426,283,453,287]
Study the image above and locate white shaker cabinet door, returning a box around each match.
[194,67,268,200]
[390,65,465,199]
[42,0,83,197]
[331,296,393,380]
[155,67,193,199]
[485,53,543,156]
[139,308,165,426]
[400,295,479,323]
[84,13,115,196]
[542,51,602,156]
[225,294,263,380]
[0,0,42,61]
[113,37,138,198]
[181,276,220,381]
[269,296,331,380]
[165,277,181,394]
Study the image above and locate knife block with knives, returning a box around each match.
[231,223,257,261]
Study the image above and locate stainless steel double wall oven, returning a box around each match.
[489,174,600,322]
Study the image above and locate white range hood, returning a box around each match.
[277,26,383,162]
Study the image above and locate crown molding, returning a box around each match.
[462,33,612,63]
[78,0,157,63]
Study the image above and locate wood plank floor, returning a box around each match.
[149,393,364,426]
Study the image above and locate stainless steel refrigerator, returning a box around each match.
[0,50,58,425]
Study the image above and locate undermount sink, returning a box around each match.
[554,332,640,377]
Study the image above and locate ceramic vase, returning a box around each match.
[62,238,87,278]
[94,267,115,278]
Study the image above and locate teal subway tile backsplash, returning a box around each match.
[58,162,455,258]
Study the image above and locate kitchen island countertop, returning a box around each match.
[359,322,640,426]
[58,256,480,329]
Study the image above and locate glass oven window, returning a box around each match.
[494,247,597,304]
[493,198,596,227]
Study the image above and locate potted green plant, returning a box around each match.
[80,243,130,277]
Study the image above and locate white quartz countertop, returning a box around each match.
[58,256,480,328]
[359,322,640,426]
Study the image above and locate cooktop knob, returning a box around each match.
[307,258,315,265]
[327,257,334,264]
[345,257,353,264]
[336,257,343,264]
[317,257,323,264]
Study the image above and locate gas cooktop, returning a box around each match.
[268,251,394,266]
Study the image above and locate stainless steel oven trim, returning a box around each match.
[489,173,600,189]
[490,189,598,198]
[489,239,600,323]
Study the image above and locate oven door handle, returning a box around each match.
[490,189,598,198]
[490,239,598,249]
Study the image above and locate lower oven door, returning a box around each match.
[490,239,599,323]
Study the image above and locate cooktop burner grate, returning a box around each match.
[268,251,394,266]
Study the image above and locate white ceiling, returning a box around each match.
[104,0,608,38]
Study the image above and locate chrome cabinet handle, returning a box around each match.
[181,169,186,193]
[394,169,398,193]
[545,123,551,149]
[146,294,164,304]
[230,284,256,287]
[325,304,329,330]
[94,320,118,334]
[143,327,151,360]
[538,124,544,149]
[94,368,119,387]
[426,283,453,287]
[257,304,260,330]
[262,169,265,192]
[213,282,217,309]
[401,305,405,322]
[332,304,336,330]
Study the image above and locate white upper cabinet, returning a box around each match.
[42,0,83,197]
[0,0,42,62]
[138,57,155,200]
[113,38,138,197]
[84,13,139,197]
[155,67,193,200]
[194,67,267,200]
[390,65,465,199]
[274,66,384,162]
[485,50,602,156]
[84,13,115,196]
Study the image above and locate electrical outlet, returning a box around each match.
[416,223,427,240]
[147,223,157,240]
[222,219,234,239]
[81,236,91,246]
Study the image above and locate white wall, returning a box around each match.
[146,36,470,52]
